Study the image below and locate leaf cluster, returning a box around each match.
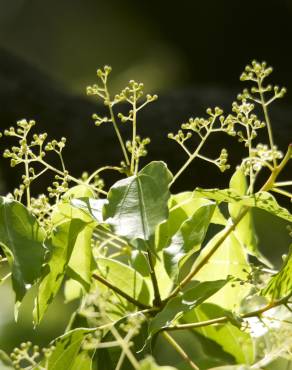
[0,61,291,370]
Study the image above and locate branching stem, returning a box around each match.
[92,273,150,309]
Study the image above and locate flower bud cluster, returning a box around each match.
[242,144,283,174]
[47,173,70,199]
[45,137,66,152]
[224,99,266,146]
[126,136,150,159]
[216,148,230,172]
[168,130,192,145]
[10,342,41,369]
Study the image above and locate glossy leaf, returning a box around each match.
[33,219,86,324]
[195,188,292,222]
[71,197,108,223]
[156,192,226,252]
[46,328,95,370]
[229,168,271,267]
[261,245,292,300]
[52,185,97,290]
[103,161,172,241]
[191,229,251,311]
[149,280,227,336]
[184,303,255,364]
[0,196,46,303]
[97,257,152,306]
[163,203,216,279]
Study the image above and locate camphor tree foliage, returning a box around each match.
[0,60,291,370]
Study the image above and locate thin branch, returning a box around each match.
[258,79,277,167]
[274,181,292,187]
[161,293,292,332]
[147,249,162,306]
[271,187,292,199]
[110,325,140,370]
[162,332,200,370]
[92,273,150,310]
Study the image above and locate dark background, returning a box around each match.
[0,0,291,194]
[0,0,291,360]
[1,0,292,93]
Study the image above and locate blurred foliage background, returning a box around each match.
[0,0,291,365]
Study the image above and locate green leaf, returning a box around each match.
[46,328,95,370]
[229,168,271,267]
[149,280,227,336]
[163,203,216,279]
[97,257,152,306]
[156,192,226,252]
[33,219,86,324]
[52,185,97,290]
[183,303,254,364]
[0,350,14,369]
[71,197,107,223]
[261,245,292,300]
[64,279,82,303]
[0,196,46,303]
[71,351,92,370]
[191,229,251,311]
[195,188,292,222]
[139,356,178,369]
[103,161,172,241]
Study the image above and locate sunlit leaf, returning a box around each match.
[163,203,216,280]
[71,351,92,370]
[229,168,271,267]
[52,185,97,290]
[156,192,226,252]
[195,188,292,222]
[0,196,46,303]
[96,257,152,306]
[104,161,172,241]
[64,278,82,303]
[46,328,95,370]
[33,219,86,325]
[184,303,254,364]
[191,228,251,311]
[261,245,292,300]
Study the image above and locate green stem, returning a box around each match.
[274,180,292,187]
[24,153,31,208]
[130,90,137,175]
[38,158,107,195]
[170,130,211,186]
[105,87,130,167]
[271,187,292,199]
[258,79,277,167]
[147,249,162,307]
[161,293,292,332]
[162,332,200,370]
[86,165,122,184]
[92,273,150,310]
